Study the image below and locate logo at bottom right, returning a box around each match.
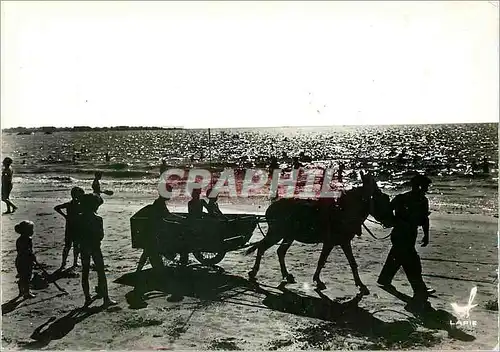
[450,286,478,328]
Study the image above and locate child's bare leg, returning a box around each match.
[72,242,80,267]
[17,263,35,298]
[21,277,35,298]
[3,200,11,213]
[92,249,107,297]
[61,245,70,268]
[8,200,17,212]
[17,280,23,297]
[92,248,116,306]
[5,199,17,212]
[81,252,91,304]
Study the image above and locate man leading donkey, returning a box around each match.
[377,174,435,309]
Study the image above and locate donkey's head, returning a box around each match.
[360,171,394,227]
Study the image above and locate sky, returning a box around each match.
[1,1,498,129]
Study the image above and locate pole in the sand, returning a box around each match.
[208,128,212,186]
[208,128,212,167]
[208,128,211,163]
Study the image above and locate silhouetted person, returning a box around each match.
[205,188,226,218]
[135,188,179,272]
[55,187,85,269]
[299,151,312,162]
[15,221,37,299]
[92,172,102,195]
[2,157,18,214]
[132,187,188,304]
[481,157,490,174]
[292,157,303,170]
[184,188,210,264]
[269,156,278,168]
[188,188,208,219]
[337,162,346,183]
[281,151,288,161]
[268,156,279,177]
[471,160,479,174]
[377,174,434,309]
[91,171,113,197]
[105,152,110,162]
[160,159,168,176]
[396,148,407,164]
[78,194,116,307]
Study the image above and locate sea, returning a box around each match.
[2,123,498,214]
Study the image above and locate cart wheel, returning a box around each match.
[193,251,226,265]
[160,254,178,267]
[148,251,176,269]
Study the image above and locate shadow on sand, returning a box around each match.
[422,273,495,285]
[1,296,25,315]
[378,285,476,342]
[2,267,76,316]
[19,299,106,350]
[48,267,80,281]
[115,265,475,349]
[2,292,68,316]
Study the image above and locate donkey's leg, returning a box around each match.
[312,242,334,290]
[248,228,281,281]
[341,241,369,295]
[277,240,295,283]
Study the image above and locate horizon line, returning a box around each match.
[2,120,498,131]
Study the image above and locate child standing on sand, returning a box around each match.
[54,187,85,269]
[2,157,18,214]
[78,193,116,307]
[92,171,102,195]
[92,171,113,197]
[15,221,37,299]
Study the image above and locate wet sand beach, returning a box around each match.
[1,178,498,350]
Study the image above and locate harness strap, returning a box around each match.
[257,221,266,237]
[254,214,390,241]
[365,217,384,226]
[362,222,391,240]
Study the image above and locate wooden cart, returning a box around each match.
[130,205,259,267]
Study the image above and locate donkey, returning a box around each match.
[245,171,393,295]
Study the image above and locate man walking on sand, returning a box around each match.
[377,174,435,309]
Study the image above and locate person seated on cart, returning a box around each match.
[188,188,209,219]
[205,188,227,220]
[187,187,223,252]
[136,189,185,272]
